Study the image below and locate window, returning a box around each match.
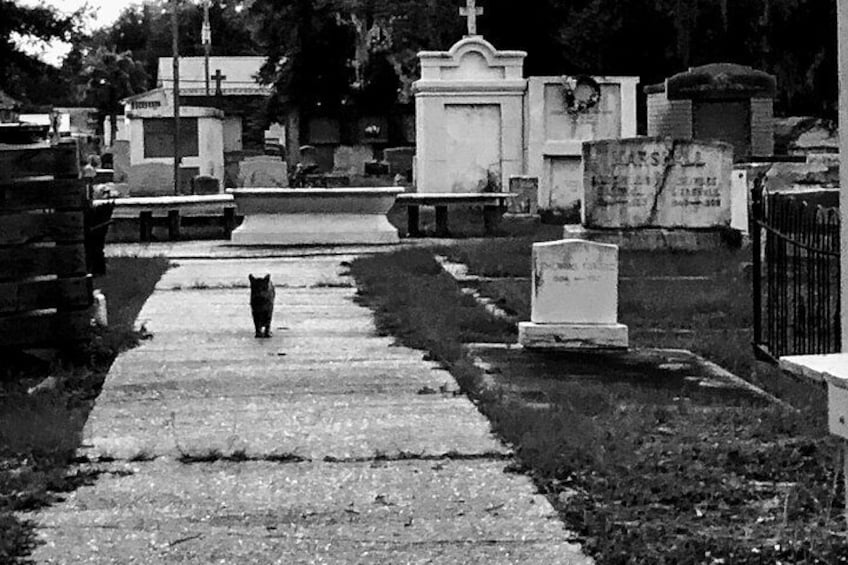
[143,118,199,158]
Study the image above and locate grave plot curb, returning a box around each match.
[434,253,789,411]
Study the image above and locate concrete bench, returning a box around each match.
[109,195,237,241]
[395,193,516,237]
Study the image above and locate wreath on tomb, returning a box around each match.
[561,75,601,114]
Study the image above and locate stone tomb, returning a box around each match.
[646,63,775,160]
[228,187,402,246]
[527,76,639,219]
[583,137,734,229]
[518,239,628,350]
[414,36,527,193]
[123,89,225,191]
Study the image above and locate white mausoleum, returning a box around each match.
[413,31,638,216]
[123,88,225,186]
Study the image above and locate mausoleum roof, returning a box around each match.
[156,56,272,97]
[664,63,776,100]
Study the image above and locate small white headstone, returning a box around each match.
[730,169,749,234]
[531,240,618,324]
[520,239,628,349]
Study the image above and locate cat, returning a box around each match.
[249,274,275,338]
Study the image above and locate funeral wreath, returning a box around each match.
[561,75,601,114]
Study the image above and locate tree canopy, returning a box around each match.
[81,48,148,139]
[248,0,837,119]
[0,0,84,105]
[2,0,837,120]
[87,0,257,91]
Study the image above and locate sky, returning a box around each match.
[16,0,139,65]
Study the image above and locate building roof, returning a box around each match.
[157,56,271,96]
[665,63,776,100]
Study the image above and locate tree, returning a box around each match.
[83,0,836,133]
[81,48,148,142]
[89,0,258,90]
[0,0,83,104]
[251,0,354,116]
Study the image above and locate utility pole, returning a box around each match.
[202,0,211,96]
[172,0,181,195]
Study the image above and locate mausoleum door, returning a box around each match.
[693,100,750,160]
[444,104,502,193]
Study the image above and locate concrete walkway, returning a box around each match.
[25,247,591,564]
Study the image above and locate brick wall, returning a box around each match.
[647,92,692,138]
[750,98,774,156]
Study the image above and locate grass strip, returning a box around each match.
[350,246,846,564]
[0,255,170,563]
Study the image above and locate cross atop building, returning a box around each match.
[460,0,484,36]
[211,69,227,96]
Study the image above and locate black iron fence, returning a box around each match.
[751,176,840,362]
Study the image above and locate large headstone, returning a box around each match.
[333,145,373,176]
[238,155,289,188]
[583,137,733,229]
[383,147,415,179]
[508,176,539,214]
[127,162,176,196]
[518,239,628,349]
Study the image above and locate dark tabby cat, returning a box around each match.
[249,274,275,338]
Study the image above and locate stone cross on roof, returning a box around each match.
[460,0,484,36]
[212,69,227,96]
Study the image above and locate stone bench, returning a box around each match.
[109,195,237,242]
[395,193,516,237]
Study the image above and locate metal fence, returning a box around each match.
[751,176,840,361]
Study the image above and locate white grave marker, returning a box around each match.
[519,239,628,349]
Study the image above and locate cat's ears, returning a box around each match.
[248,274,255,282]
[263,274,271,282]
[248,274,271,282]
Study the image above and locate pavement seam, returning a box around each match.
[74,451,514,466]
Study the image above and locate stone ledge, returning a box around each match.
[779,353,847,388]
[779,353,848,440]
[518,322,629,350]
[563,224,744,251]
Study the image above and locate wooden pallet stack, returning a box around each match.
[0,141,93,349]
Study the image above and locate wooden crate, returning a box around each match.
[0,160,92,348]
